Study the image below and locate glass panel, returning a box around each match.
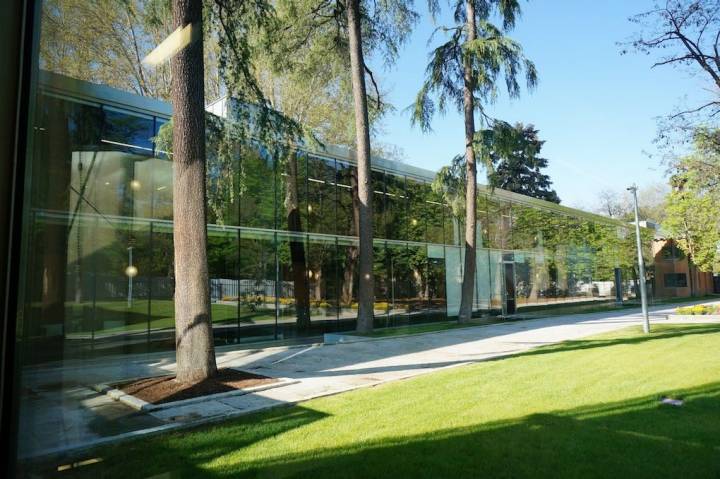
[372,169,387,239]
[406,244,430,325]
[240,144,276,229]
[384,173,406,240]
[148,220,175,351]
[208,226,241,346]
[475,249,493,311]
[407,177,429,243]
[337,236,360,329]
[427,248,447,321]
[488,250,504,310]
[307,156,336,235]
[102,108,155,156]
[307,235,339,326]
[444,206,460,246]
[238,229,277,342]
[336,160,357,237]
[426,190,444,244]
[373,241,390,327]
[444,245,463,317]
[486,196,512,250]
[277,231,314,339]
[387,242,411,325]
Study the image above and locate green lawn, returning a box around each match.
[41,323,720,478]
[65,300,277,334]
[517,294,720,317]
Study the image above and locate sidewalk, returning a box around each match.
[19,300,720,460]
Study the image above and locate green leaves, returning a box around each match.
[431,154,467,218]
[410,0,536,131]
[663,128,720,272]
[476,123,560,203]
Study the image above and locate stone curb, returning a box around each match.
[92,375,300,412]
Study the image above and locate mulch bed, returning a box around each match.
[117,368,277,405]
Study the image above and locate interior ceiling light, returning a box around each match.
[143,22,200,66]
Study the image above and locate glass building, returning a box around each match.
[17,70,650,365]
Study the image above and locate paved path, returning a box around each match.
[19,300,720,459]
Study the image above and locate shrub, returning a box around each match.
[676,304,720,315]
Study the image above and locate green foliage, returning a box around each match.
[255,0,417,148]
[431,154,467,219]
[676,304,720,315]
[410,1,536,132]
[663,128,720,273]
[476,122,560,203]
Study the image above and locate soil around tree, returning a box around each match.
[117,368,277,405]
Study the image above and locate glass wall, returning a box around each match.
[20,83,649,362]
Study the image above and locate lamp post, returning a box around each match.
[126,246,138,308]
[627,184,650,333]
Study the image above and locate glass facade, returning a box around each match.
[16,71,651,366]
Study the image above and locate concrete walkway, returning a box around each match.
[19,300,720,460]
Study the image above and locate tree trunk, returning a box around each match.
[171,0,217,384]
[284,153,311,329]
[687,253,696,297]
[346,0,374,333]
[458,0,477,323]
[41,102,72,341]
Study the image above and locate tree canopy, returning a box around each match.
[663,127,720,272]
[410,0,537,132]
[477,122,560,203]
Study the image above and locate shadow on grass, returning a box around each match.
[20,405,330,478]
[34,381,720,478]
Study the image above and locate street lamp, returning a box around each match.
[627,184,650,333]
[126,246,138,308]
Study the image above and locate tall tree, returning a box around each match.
[270,0,416,332]
[171,0,217,383]
[594,183,670,222]
[625,1,720,158]
[345,0,375,332]
[412,0,536,322]
[595,189,629,219]
[251,0,392,331]
[626,0,720,121]
[478,122,560,203]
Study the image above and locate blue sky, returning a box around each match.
[372,0,710,210]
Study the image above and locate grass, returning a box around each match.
[65,300,278,335]
[34,323,720,478]
[517,294,720,317]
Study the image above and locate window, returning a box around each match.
[664,273,688,288]
[660,242,685,261]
